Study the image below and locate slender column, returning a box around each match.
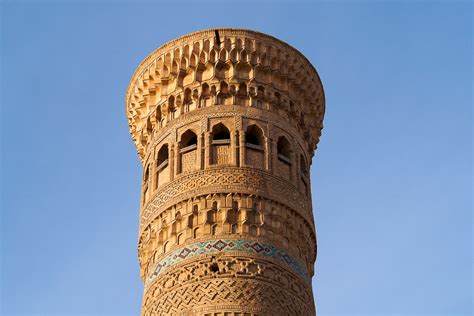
[169,144,175,181]
[239,131,246,167]
[175,141,181,176]
[271,139,278,176]
[199,133,205,170]
[231,130,238,166]
[289,152,296,183]
[196,133,203,170]
[141,168,147,206]
[265,137,271,172]
[204,132,211,168]
[150,152,157,191]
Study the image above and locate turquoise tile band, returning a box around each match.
[146,239,309,285]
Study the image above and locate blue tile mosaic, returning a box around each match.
[146,239,309,285]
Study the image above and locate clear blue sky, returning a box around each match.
[1,1,472,315]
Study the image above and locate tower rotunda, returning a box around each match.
[126,28,325,316]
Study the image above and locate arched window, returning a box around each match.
[212,123,230,143]
[277,136,292,164]
[155,144,169,189]
[245,125,264,149]
[245,125,265,169]
[181,130,197,149]
[211,123,231,165]
[157,144,169,170]
[179,130,198,174]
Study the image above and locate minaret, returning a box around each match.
[126,29,325,316]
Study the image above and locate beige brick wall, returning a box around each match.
[157,165,170,188]
[181,150,197,173]
[276,159,291,181]
[246,148,264,169]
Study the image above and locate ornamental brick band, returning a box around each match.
[146,239,310,286]
[126,28,325,315]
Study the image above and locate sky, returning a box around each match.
[1,1,472,315]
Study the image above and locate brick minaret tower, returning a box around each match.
[126,29,325,315]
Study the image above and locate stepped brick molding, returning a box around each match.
[126,28,326,316]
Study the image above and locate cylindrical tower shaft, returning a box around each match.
[126,29,325,316]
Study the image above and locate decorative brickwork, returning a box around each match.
[212,144,230,165]
[146,239,310,285]
[126,28,325,315]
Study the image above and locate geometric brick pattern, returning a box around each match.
[143,278,315,316]
[146,239,310,285]
[140,166,313,232]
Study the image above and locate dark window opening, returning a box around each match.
[181,130,197,151]
[212,123,230,144]
[245,125,263,147]
[157,144,169,170]
[277,137,292,164]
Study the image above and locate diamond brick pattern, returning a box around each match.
[146,239,309,285]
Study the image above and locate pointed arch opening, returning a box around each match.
[212,123,230,143]
[245,125,264,148]
[277,136,292,164]
[211,123,231,165]
[276,136,293,181]
[179,130,198,174]
[155,144,170,189]
[245,124,265,169]
[181,130,197,149]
